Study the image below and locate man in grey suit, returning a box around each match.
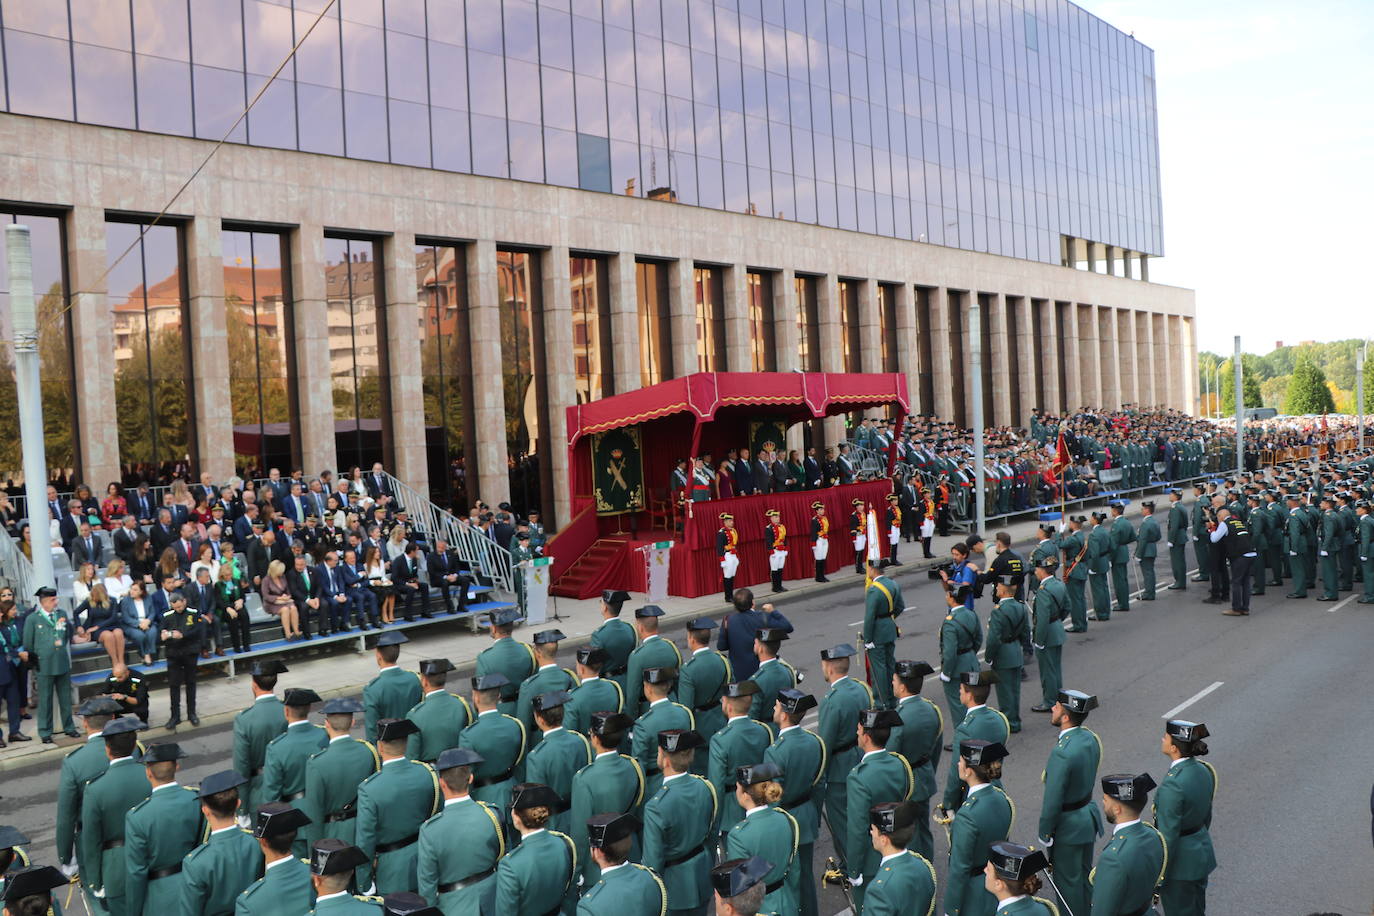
[71,522,103,567]
[769,450,792,491]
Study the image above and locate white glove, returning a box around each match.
[1166,542,1173,548]
[1038,835,1055,848]
[938,673,951,683]
[1320,550,1328,556]
[1033,643,1045,651]
[58,862,79,880]
[848,874,864,887]
[94,888,106,900]
[1289,551,1297,556]
[864,642,876,650]
[236,813,252,830]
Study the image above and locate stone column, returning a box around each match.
[380,232,428,495]
[773,269,804,452]
[465,238,511,506]
[987,293,1012,427]
[667,257,697,378]
[541,246,575,530]
[289,224,337,476]
[958,292,974,427]
[182,216,233,480]
[1099,307,1119,408]
[1152,314,1169,409]
[723,263,751,372]
[1139,254,1150,282]
[1118,308,1138,406]
[816,274,846,446]
[1079,304,1102,408]
[607,252,641,394]
[1041,300,1063,414]
[67,206,121,486]
[892,283,918,408]
[1061,302,1083,411]
[928,287,955,421]
[1142,313,1158,406]
[1015,297,1036,423]
[1086,243,1098,273]
[1123,251,1135,280]
[1182,316,1198,413]
[857,279,881,374]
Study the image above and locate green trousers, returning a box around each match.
[992,666,1022,731]
[1287,552,1308,596]
[1050,842,1093,916]
[943,678,966,731]
[797,841,818,916]
[1170,544,1188,586]
[1193,537,1210,580]
[1321,553,1340,598]
[1363,557,1374,600]
[1339,546,1355,590]
[1035,646,1062,708]
[1110,561,1131,610]
[908,797,933,863]
[1065,578,1088,630]
[1251,552,1266,595]
[35,671,74,739]
[1159,876,1208,915]
[1305,549,1317,585]
[1267,545,1285,584]
[823,781,850,874]
[1089,571,1111,620]
[1139,559,1156,598]
[868,642,895,708]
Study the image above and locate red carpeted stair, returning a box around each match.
[551,537,629,599]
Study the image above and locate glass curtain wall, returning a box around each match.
[497,249,550,519]
[570,255,612,402]
[747,271,776,372]
[693,266,725,372]
[839,279,860,373]
[636,260,670,387]
[417,241,472,511]
[795,274,820,372]
[879,282,899,373]
[323,236,389,472]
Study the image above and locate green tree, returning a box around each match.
[1260,374,1289,409]
[1282,354,1336,415]
[1219,356,1263,414]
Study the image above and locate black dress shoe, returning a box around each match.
[9,732,32,742]
[188,714,200,726]
[164,717,181,730]
[1030,704,1053,713]
[1190,575,1208,582]
[421,613,434,619]
[1316,596,1337,601]
[64,730,79,738]
[1286,593,1306,598]
[943,743,953,751]
[1166,584,1184,590]
[41,736,54,744]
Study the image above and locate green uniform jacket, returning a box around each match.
[568,752,645,887]
[641,773,718,910]
[1135,516,1160,559]
[309,891,383,913]
[1087,526,1112,573]
[493,828,575,916]
[235,855,314,916]
[57,735,109,865]
[863,575,904,645]
[678,648,732,742]
[1089,822,1167,916]
[984,599,1028,670]
[515,665,579,750]
[80,756,150,903]
[763,726,827,844]
[356,758,440,893]
[624,636,683,718]
[1153,758,1217,883]
[125,783,204,916]
[1248,508,1269,552]
[416,796,505,915]
[300,736,381,848]
[746,656,796,735]
[404,691,472,763]
[475,637,536,714]
[1286,510,1310,554]
[1037,727,1104,845]
[234,695,287,817]
[939,608,982,677]
[862,850,937,916]
[1060,530,1089,581]
[21,605,73,675]
[1167,504,1189,546]
[1030,538,1059,572]
[363,667,423,743]
[889,695,943,801]
[575,862,666,916]
[1360,515,1374,558]
[459,711,527,816]
[262,722,330,810]
[845,751,914,880]
[1033,584,1068,648]
[725,805,801,916]
[588,618,637,689]
[181,827,264,916]
[989,895,1057,914]
[1322,511,1340,553]
[708,715,775,832]
[524,728,592,833]
[942,706,1010,811]
[946,784,1014,916]
[563,677,624,737]
[631,699,695,795]
[819,677,874,783]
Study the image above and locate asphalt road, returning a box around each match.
[6,535,1373,916]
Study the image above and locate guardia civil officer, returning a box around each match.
[860,802,937,916]
[626,606,682,717]
[939,671,1010,814]
[307,840,381,914]
[708,681,773,836]
[563,646,624,737]
[457,675,526,823]
[494,784,576,915]
[181,770,263,916]
[234,660,289,820]
[567,713,644,890]
[403,660,470,764]
[744,627,795,736]
[79,716,150,915]
[887,661,944,861]
[762,689,825,916]
[1029,559,1067,714]
[983,842,1058,915]
[415,748,504,915]
[1037,690,1103,916]
[2,866,69,916]
[941,740,1014,916]
[630,668,694,798]
[1136,500,1162,600]
[723,763,800,916]
[514,630,579,750]
[56,696,123,899]
[355,719,439,894]
[1155,720,1218,915]
[677,619,731,743]
[364,632,423,742]
[862,557,903,708]
[1107,501,1135,612]
[524,691,592,834]
[124,743,202,916]
[299,698,380,862]
[983,576,1027,733]
[641,730,718,916]
[576,813,666,916]
[842,709,913,911]
[589,590,635,692]
[710,856,771,916]
[1092,774,1167,916]
[235,804,315,916]
[816,644,872,875]
[473,608,535,715]
[937,578,982,730]
[159,590,205,729]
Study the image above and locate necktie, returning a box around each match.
[303,570,310,590]
[86,537,93,556]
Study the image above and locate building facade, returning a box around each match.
[0,0,1195,529]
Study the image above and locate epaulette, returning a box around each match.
[266,731,288,747]
[359,770,381,787]
[238,877,264,898]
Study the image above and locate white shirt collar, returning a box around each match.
[599,861,629,876]
[542,726,564,737]
[1112,818,1141,835]
[1059,726,1078,738]
[879,851,905,866]
[254,693,277,703]
[315,891,349,903]
[861,749,883,761]
[779,724,799,735]
[522,828,547,839]
[832,675,850,685]
[211,824,239,836]
[288,719,311,728]
[967,703,987,713]
[378,664,399,673]
[997,896,1028,910]
[726,715,748,723]
[744,805,767,818]
[649,697,668,708]
[265,854,295,871]
[424,689,446,698]
[478,708,498,717]
[595,750,617,759]
[581,675,600,682]
[151,781,181,792]
[444,795,472,807]
[538,663,557,671]
[329,733,350,743]
[109,756,135,765]
[1169,757,1188,769]
[382,756,406,766]
[967,783,991,796]
[663,771,688,783]
[642,633,660,642]
[692,647,710,656]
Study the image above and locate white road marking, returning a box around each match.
[848,620,863,626]
[1161,681,1224,719]
[1328,594,1358,613]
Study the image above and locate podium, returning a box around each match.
[638,541,673,602]
[520,556,554,625]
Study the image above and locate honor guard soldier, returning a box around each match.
[763,509,788,594]
[1093,774,1167,916]
[589,590,635,692]
[300,698,380,863]
[816,644,873,875]
[1166,489,1189,591]
[403,660,471,764]
[810,502,831,582]
[1037,690,1104,916]
[515,630,579,750]
[863,558,904,708]
[1029,559,1068,714]
[1108,503,1136,613]
[578,814,666,916]
[940,671,1010,814]
[717,513,741,603]
[1086,513,1113,621]
[1155,721,1217,916]
[710,856,771,916]
[568,713,645,890]
[236,804,315,916]
[563,647,625,736]
[416,748,504,915]
[1136,501,1162,600]
[1059,517,1091,632]
[885,494,903,565]
[365,633,423,742]
[842,710,914,910]
[1245,494,1270,596]
[984,842,1058,915]
[724,764,800,916]
[940,740,1014,916]
[887,661,944,861]
[474,608,535,715]
[631,668,694,797]
[458,674,527,825]
[983,576,1027,733]
[495,784,577,916]
[1359,501,1374,602]
[858,802,937,916]
[1284,493,1311,598]
[763,690,826,916]
[524,692,592,834]
[355,719,440,894]
[181,770,264,916]
[235,660,289,820]
[708,682,774,836]
[1318,495,1342,601]
[849,500,867,575]
[159,590,205,729]
[124,743,202,916]
[20,585,77,743]
[938,583,982,729]
[745,628,795,736]
[625,605,682,717]
[641,730,718,916]
[677,619,731,744]
[307,840,382,914]
[79,716,150,916]
[57,696,123,894]
[2,866,68,916]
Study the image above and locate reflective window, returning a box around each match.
[636,260,670,387]
[222,228,296,477]
[839,279,860,373]
[497,249,547,517]
[693,266,724,372]
[570,255,611,401]
[878,282,898,373]
[747,270,776,372]
[324,236,389,471]
[417,242,470,510]
[795,274,819,372]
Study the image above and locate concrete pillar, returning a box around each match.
[541,246,574,530]
[773,269,805,452]
[183,215,234,481]
[816,273,846,447]
[1099,307,1119,408]
[1062,303,1082,412]
[465,238,512,506]
[958,293,974,427]
[858,279,881,374]
[1086,243,1097,273]
[1015,297,1036,424]
[1123,251,1135,280]
[1105,246,1118,277]
[66,206,121,487]
[667,257,697,378]
[1153,314,1169,409]
[1139,254,1150,282]
[988,293,1012,427]
[1080,304,1102,408]
[1061,235,1074,268]
[723,263,751,372]
[379,232,428,495]
[1042,300,1063,414]
[928,287,955,421]
[1182,316,1198,413]
[1118,308,1138,406]
[607,252,641,394]
[1142,313,1158,406]
[289,224,337,476]
[892,283,918,406]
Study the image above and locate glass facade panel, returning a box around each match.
[106,220,195,479]
[324,236,389,471]
[795,274,819,372]
[570,255,611,402]
[636,261,670,387]
[497,250,547,517]
[417,242,470,510]
[747,270,776,372]
[222,228,296,477]
[878,282,898,373]
[839,279,860,372]
[693,266,724,372]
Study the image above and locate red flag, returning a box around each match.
[1050,431,1072,482]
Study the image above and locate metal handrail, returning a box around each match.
[379,472,515,596]
[0,522,35,597]
[839,440,888,478]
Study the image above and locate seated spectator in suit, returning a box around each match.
[120,580,161,666]
[130,483,158,525]
[59,499,85,554]
[262,559,302,641]
[315,551,356,634]
[70,521,104,568]
[149,508,177,556]
[171,522,199,573]
[76,583,126,667]
[233,502,260,548]
[365,462,392,499]
[427,539,468,615]
[335,548,379,629]
[160,490,188,528]
[112,514,141,564]
[389,542,431,622]
[215,560,251,654]
[247,527,279,590]
[187,565,221,656]
[286,553,323,638]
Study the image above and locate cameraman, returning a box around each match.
[938,542,979,611]
[1209,506,1256,615]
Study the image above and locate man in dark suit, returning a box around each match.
[112,515,141,563]
[130,485,158,525]
[265,468,291,504]
[734,448,756,496]
[491,514,515,550]
[232,504,259,549]
[303,480,329,521]
[329,550,378,629]
[769,450,791,491]
[715,588,795,680]
[171,523,199,573]
[194,472,217,505]
[390,543,431,622]
[313,552,351,634]
[160,492,188,528]
[365,462,392,500]
[149,509,178,557]
[58,500,85,554]
[188,565,221,656]
[427,539,469,616]
[836,444,856,484]
[70,522,103,567]
[898,475,920,542]
[287,553,323,637]
[804,447,822,489]
[281,483,305,525]
[753,452,772,495]
[247,527,283,589]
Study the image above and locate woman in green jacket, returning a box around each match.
[723,762,800,916]
[984,841,1060,914]
[214,562,252,653]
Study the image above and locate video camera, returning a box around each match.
[927,560,954,580]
